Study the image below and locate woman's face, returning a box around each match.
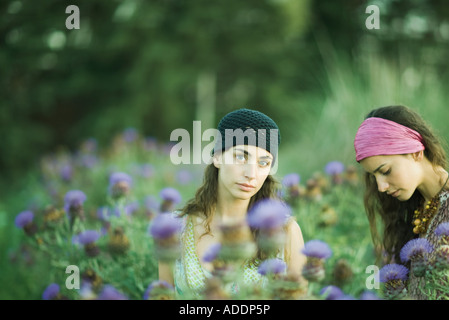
[213,145,273,201]
[360,153,423,201]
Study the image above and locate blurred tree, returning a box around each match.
[0,0,313,190]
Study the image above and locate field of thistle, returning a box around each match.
[1,126,386,301]
[4,125,449,300]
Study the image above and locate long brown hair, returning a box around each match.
[180,163,280,262]
[362,105,448,264]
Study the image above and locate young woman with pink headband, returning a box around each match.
[354,105,449,299]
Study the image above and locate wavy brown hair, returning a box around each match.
[179,163,280,263]
[361,105,448,264]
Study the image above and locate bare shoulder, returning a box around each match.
[285,216,303,235]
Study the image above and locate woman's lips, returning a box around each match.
[237,183,255,192]
[389,190,399,197]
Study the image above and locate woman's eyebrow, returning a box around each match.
[234,148,272,160]
[372,163,386,174]
[234,148,249,156]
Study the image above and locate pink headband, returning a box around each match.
[354,117,425,162]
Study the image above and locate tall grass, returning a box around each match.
[278,36,449,180]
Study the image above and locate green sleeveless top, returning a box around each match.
[173,214,285,298]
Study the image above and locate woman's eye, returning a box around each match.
[235,154,246,162]
[382,169,391,176]
[259,160,270,167]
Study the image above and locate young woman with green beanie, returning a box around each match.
[158,108,307,298]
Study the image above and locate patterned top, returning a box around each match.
[408,190,449,299]
[173,214,285,298]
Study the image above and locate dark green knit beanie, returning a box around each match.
[213,108,281,157]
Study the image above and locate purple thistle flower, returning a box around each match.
[123,127,138,143]
[247,199,291,230]
[42,283,60,300]
[149,213,182,239]
[435,222,449,237]
[73,230,101,245]
[257,258,287,276]
[79,282,95,300]
[14,211,34,228]
[399,238,433,263]
[302,240,332,259]
[109,172,133,198]
[434,245,449,270]
[143,280,174,300]
[159,187,182,212]
[64,190,87,213]
[176,169,193,185]
[60,163,73,182]
[143,136,158,151]
[360,290,382,300]
[79,154,98,168]
[282,173,300,187]
[319,285,344,300]
[159,187,182,204]
[202,243,222,263]
[109,171,132,186]
[140,163,155,179]
[97,285,128,300]
[124,201,139,216]
[80,137,97,153]
[379,264,409,283]
[324,161,345,175]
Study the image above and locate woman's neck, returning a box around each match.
[417,163,448,202]
[214,197,250,224]
[215,200,249,222]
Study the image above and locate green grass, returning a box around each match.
[0,132,375,299]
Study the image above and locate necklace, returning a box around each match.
[412,173,449,235]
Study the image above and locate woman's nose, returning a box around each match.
[244,163,257,179]
[377,177,389,193]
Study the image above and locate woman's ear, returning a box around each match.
[213,153,221,169]
[412,150,424,161]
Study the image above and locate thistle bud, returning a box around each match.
[433,245,449,271]
[399,238,432,277]
[108,172,132,199]
[14,211,38,236]
[219,219,255,261]
[379,264,409,300]
[143,280,174,300]
[324,161,345,185]
[435,222,449,246]
[148,213,182,262]
[72,230,101,257]
[108,227,130,255]
[301,240,332,282]
[332,258,353,285]
[247,199,291,255]
[159,187,182,213]
[64,190,87,228]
